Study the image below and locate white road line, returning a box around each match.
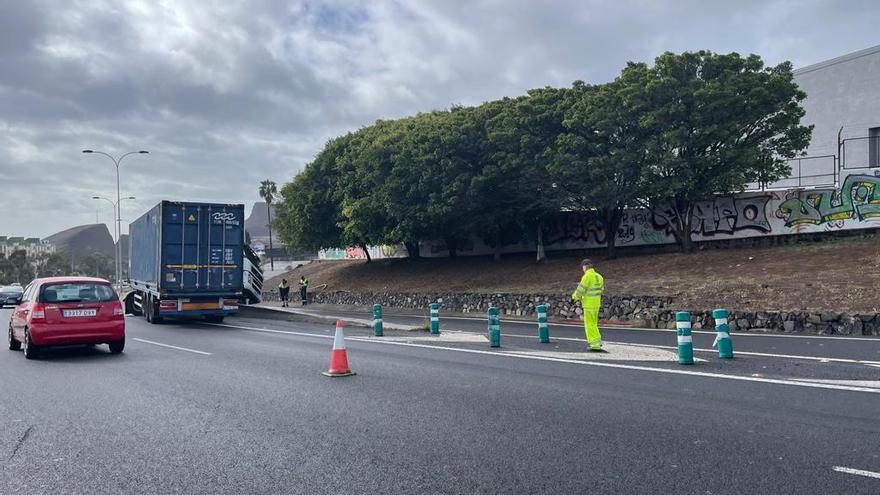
[209,322,880,395]
[832,466,880,479]
[336,311,880,342]
[211,322,334,340]
[473,332,880,366]
[132,338,212,355]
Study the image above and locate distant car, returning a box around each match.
[0,285,23,307]
[7,277,125,359]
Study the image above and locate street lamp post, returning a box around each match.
[83,150,149,287]
[92,196,135,285]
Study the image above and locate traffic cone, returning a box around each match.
[322,320,356,377]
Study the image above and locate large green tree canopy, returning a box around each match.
[275,50,812,257]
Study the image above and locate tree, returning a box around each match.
[33,252,71,278]
[412,107,483,258]
[75,253,115,280]
[483,88,573,261]
[334,120,408,263]
[554,76,651,259]
[633,51,812,251]
[1,250,34,285]
[275,135,351,255]
[0,253,12,285]
[259,180,278,270]
[377,109,482,259]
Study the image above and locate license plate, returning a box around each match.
[63,309,97,318]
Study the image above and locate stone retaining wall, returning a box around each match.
[262,290,880,336]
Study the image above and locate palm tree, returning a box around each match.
[258,180,278,271]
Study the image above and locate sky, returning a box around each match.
[1,0,879,238]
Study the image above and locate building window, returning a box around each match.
[870,127,880,168]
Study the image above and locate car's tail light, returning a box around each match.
[159,300,177,310]
[31,304,45,321]
[112,303,124,316]
[223,299,239,309]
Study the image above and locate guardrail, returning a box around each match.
[841,136,880,170]
[746,154,837,191]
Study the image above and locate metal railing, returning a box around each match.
[841,135,880,170]
[746,154,837,191]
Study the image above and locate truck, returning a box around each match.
[242,244,264,305]
[126,201,245,324]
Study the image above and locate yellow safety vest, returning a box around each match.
[572,268,604,308]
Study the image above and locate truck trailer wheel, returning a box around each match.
[125,292,142,317]
[144,293,153,323]
[145,294,164,325]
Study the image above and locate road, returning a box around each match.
[2,306,879,494]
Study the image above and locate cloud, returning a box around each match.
[0,0,878,237]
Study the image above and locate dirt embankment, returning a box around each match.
[266,236,880,313]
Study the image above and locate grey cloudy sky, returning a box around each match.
[1,0,879,238]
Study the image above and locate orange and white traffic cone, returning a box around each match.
[322,320,356,377]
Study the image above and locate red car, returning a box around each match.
[7,277,125,359]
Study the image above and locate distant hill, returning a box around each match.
[45,224,114,265]
[246,201,276,241]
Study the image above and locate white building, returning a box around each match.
[0,237,55,258]
[778,45,880,188]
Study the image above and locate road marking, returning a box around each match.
[328,310,880,342]
[832,466,880,479]
[792,379,880,389]
[132,338,212,355]
[210,322,880,394]
[496,333,880,366]
[210,322,333,339]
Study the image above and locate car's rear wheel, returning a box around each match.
[108,338,125,354]
[23,329,39,360]
[8,326,20,351]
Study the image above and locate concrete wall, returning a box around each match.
[318,245,408,260]
[420,174,880,257]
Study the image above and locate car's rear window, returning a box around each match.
[1,286,22,293]
[40,283,117,303]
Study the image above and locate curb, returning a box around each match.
[239,305,421,331]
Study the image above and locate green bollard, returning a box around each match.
[536,304,549,343]
[488,307,501,348]
[712,308,733,358]
[372,304,383,337]
[429,303,440,334]
[675,311,694,365]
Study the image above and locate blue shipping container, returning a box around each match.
[129,201,245,297]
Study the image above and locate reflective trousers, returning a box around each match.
[581,301,602,349]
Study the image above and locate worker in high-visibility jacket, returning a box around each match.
[572,258,604,351]
[299,275,310,306]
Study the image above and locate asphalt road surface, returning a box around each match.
[2,306,879,494]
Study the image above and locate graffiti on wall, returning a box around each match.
[543,212,607,246]
[542,193,775,248]
[776,174,880,228]
[652,194,773,237]
[399,175,880,258]
[617,210,652,245]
